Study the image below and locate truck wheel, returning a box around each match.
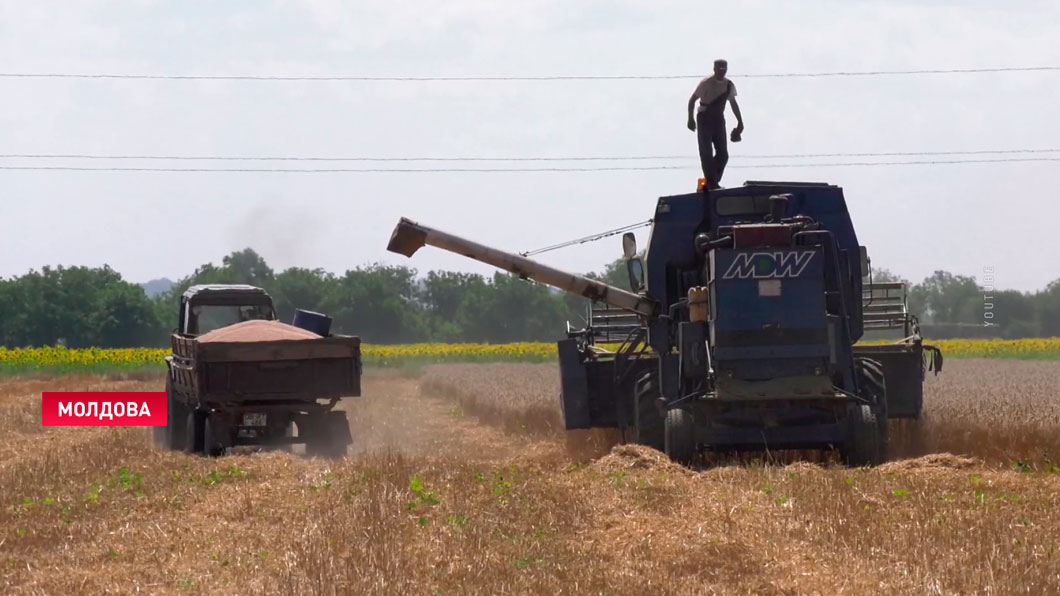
[841,404,881,467]
[855,357,889,462]
[185,410,205,454]
[153,375,170,447]
[304,412,349,459]
[634,371,664,451]
[203,416,226,458]
[664,408,696,465]
[160,375,187,451]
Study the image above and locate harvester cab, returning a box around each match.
[387,180,941,466]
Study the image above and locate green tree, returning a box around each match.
[1036,278,1060,337]
[422,271,487,341]
[1,265,164,347]
[456,273,568,342]
[324,264,426,343]
[96,283,167,347]
[910,270,981,324]
[271,267,335,323]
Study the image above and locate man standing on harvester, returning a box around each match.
[687,59,744,190]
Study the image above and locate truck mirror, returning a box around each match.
[627,257,646,292]
[622,232,637,258]
[859,246,870,278]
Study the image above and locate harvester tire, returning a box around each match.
[855,357,889,462]
[664,408,696,465]
[841,404,880,467]
[634,371,664,451]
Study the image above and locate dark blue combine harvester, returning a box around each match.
[388,181,942,466]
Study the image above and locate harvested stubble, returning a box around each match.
[4,370,1060,594]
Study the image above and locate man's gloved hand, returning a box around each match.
[730,126,743,142]
[687,118,696,132]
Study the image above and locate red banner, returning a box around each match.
[41,392,167,427]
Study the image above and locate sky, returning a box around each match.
[1,0,1058,292]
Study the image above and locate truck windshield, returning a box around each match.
[193,304,274,334]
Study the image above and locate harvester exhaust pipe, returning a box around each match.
[769,193,790,222]
[387,217,659,318]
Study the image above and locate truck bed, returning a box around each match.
[169,334,362,404]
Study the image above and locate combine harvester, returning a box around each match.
[388,180,942,466]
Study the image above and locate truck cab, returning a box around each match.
[178,284,277,335]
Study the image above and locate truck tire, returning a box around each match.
[304,411,349,459]
[664,408,696,465]
[855,357,889,462]
[634,371,664,451]
[185,410,205,454]
[153,375,170,447]
[841,404,880,467]
[158,375,187,451]
[203,416,226,458]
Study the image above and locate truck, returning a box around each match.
[153,284,361,457]
[387,180,942,466]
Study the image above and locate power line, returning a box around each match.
[2,157,1060,173]
[2,148,1058,162]
[1,66,1058,82]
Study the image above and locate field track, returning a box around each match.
[2,361,1059,595]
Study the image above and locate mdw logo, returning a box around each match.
[722,251,816,280]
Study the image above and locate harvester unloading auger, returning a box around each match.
[388,181,942,466]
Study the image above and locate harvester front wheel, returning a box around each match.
[664,408,696,465]
[634,371,664,451]
[855,357,889,462]
[841,404,881,467]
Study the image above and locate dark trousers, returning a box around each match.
[697,111,728,189]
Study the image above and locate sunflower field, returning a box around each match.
[1,338,1058,374]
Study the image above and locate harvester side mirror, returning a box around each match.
[627,257,646,292]
[859,246,870,278]
[622,232,637,258]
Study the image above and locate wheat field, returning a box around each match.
[2,361,1059,594]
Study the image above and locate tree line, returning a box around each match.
[0,248,1056,348]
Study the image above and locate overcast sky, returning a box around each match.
[1,0,1058,292]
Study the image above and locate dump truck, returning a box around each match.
[387,180,941,466]
[153,284,361,457]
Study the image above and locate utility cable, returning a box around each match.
[2,148,1059,162]
[1,66,1058,82]
[3,157,1060,173]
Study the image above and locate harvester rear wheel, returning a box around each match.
[855,357,889,462]
[634,371,664,451]
[841,404,880,467]
[664,408,696,465]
